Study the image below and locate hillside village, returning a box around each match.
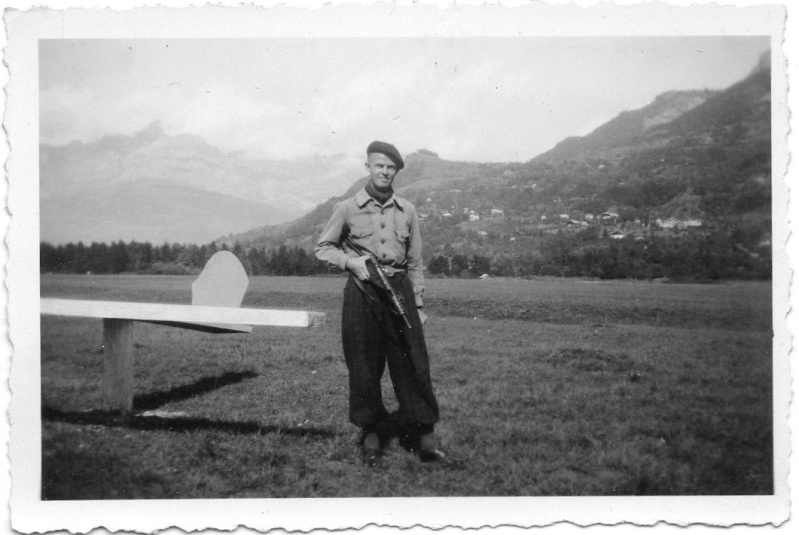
[416,193,705,240]
[224,54,772,280]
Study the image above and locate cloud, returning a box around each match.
[40,37,771,164]
[40,42,558,163]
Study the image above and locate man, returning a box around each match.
[315,140,443,464]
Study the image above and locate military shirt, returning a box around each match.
[315,187,425,307]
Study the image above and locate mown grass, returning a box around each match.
[40,275,772,498]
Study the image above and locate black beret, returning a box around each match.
[367,140,404,170]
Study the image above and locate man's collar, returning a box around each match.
[355,187,405,210]
[355,188,372,207]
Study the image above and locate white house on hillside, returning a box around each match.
[656,218,703,229]
[600,212,619,221]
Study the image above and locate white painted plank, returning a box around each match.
[40,298,325,328]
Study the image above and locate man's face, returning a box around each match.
[365,152,398,191]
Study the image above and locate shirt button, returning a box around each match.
[381,222,386,228]
[381,238,386,243]
[382,253,387,258]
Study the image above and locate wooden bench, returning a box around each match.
[41,252,325,411]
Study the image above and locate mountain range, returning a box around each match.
[231,52,771,258]
[40,52,771,252]
[39,122,362,244]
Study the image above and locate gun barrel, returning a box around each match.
[369,257,412,330]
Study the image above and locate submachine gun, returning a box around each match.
[367,256,413,330]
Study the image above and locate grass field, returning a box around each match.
[39,274,773,498]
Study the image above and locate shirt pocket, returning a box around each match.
[350,225,374,239]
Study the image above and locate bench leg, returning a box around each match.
[102,318,135,412]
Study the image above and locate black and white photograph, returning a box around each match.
[2,1,793,533]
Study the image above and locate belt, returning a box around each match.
[379,265,407,277]
[346,253,407,276]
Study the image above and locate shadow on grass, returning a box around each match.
[42,370,337,440]
[132,370,259,411]
[42,406,336,439]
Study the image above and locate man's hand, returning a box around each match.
[418,309,428,327]
[346,255,372,281]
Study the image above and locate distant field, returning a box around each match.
[40,274,773,498]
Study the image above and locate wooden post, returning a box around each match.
[102,318,135,412]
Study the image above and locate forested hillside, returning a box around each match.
[219,54,771,281]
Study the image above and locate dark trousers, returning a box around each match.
[341,273,439,430]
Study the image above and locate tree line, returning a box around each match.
[41,225,770,282]
[40,241,331,277]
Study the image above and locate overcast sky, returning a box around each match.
[40,36,770,164]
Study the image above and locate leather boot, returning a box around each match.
[419,431,445,463]
[361,431,381,467]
